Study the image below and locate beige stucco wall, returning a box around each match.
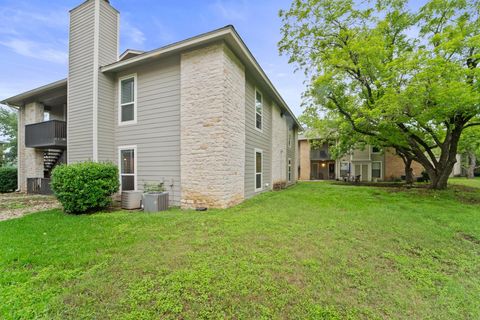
[18,102,45,192]
[299,140,311,180]
[180,43,246,209]
[271,104,287,184]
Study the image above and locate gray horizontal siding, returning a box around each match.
[68,0,95,163]
[245,76,272,198]
[114,55,181,206]
[97,0,118,162]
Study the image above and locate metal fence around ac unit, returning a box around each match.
[27,178,53,195]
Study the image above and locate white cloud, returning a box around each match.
[210,0,248,21]
[153,19,175,43]
[0,38,68,65]
[0,5,68,34]
[0,4,69,65]
[122,19,146,47]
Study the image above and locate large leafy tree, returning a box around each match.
[279,0,480,189]
[0,105,18,166]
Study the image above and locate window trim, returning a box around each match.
[371,161,382,179]
[118,73,138,126]
[118,145,137,191]
[288,158,292,182]
[254,148,263,192]
[288,130,292,148]
[254,88,263,133]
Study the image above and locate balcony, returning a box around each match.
[25,120,67,149]
[310,148,331,160]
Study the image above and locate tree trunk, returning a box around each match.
[467,152,476,179]
[424,157,457,190]
[402,157,414,185]
[408,123,464,190]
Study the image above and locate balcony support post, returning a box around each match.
[19,102,45,192]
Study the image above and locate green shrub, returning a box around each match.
[51,162,119,214]
[0,167,17,193]
[273,181,287,191]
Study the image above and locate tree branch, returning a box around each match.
[464,122,480,129]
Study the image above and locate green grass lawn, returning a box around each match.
[449,176,480,189]
[1,183,479,319]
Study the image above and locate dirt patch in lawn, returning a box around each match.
[0,193,60,221]
[458,232,480,245]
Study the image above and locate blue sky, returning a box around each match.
[0,0,306,116]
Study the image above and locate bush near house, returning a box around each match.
[51,162,119,214]
[273,181,287,191]
[0,167,17,193]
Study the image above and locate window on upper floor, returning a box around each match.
[119,74,137,125]
[255,89,263,131]
[288,130,293,148]
[43,111,50,122]
[372,146,382,154]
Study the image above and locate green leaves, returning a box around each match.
[0,167,17,193]
[51,162,120,214]
[0,106,17,166]
[280,0,480,187]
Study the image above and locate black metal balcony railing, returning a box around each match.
[310,148,331,160]
[25,120,67,149]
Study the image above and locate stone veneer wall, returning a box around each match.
[180,43,246,209]
[299,140,311,180]
[271,104,287,184]
[18,102,45,192]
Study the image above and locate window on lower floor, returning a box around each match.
[372,161,382,179]
[288,158,292,182]
[120,148,135,191]
[255,149,263,191]
[340,162,350,177]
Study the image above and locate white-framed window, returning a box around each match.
[372,146,382,154]
[119,145,137,191]
[255,89,263,131]
[340,161,350,177]
[288,158,292,182]
[255,148,263,191]
[288,130,292,148]
[118,74,137,125]
[372,161,382,179]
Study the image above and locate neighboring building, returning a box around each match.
[1,0,300,209]
[298,135,424,181]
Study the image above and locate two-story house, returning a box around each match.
[298,135,425,181]
[1,0,300,209]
